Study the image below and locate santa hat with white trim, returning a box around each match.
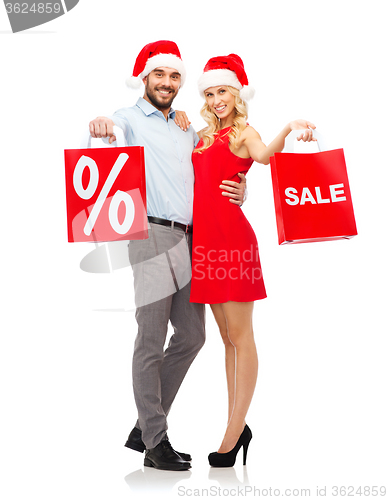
[126,40,186,89]
[197,54,255,101]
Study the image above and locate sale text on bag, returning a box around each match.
[285,183,347,205]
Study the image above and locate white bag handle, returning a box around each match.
[284,129,330,153]
[81,125,126,148]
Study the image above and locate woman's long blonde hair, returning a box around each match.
[194,86,248,154]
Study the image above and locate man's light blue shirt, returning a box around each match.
[109,98,198,225]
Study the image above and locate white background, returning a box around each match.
[1,1,387,498]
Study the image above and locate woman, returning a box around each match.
[184,54,316,467]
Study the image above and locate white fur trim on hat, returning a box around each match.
[126,53,186,89]
[198,68,255,101]
[198,69,242,96]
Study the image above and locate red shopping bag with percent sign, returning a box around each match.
[64,127,148,242]
[270,130,357,244]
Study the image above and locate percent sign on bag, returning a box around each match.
[64,145,148,242]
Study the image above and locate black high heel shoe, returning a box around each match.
[208,424,252,467]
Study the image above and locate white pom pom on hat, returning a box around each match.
[197,53,255,101]
[126,40,186,89]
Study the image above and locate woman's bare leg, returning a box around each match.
[217,301,257,453]
[210,303,235,423]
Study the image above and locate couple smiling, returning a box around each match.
[89,40,315,471]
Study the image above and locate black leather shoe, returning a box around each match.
[124,427,145,453]
[144,439,191,471]
[124,427,192,461]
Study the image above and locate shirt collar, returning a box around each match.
[136,97,176,120]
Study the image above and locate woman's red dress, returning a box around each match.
[190,127,267,304]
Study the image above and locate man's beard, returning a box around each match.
[145,81,177,110]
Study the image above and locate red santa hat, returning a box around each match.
[126,40,186,89]
[197,54,255,101]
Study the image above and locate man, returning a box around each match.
[89,40,245,471]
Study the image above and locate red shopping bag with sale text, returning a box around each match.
[64,127,148,242]
[270,131,357,244]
